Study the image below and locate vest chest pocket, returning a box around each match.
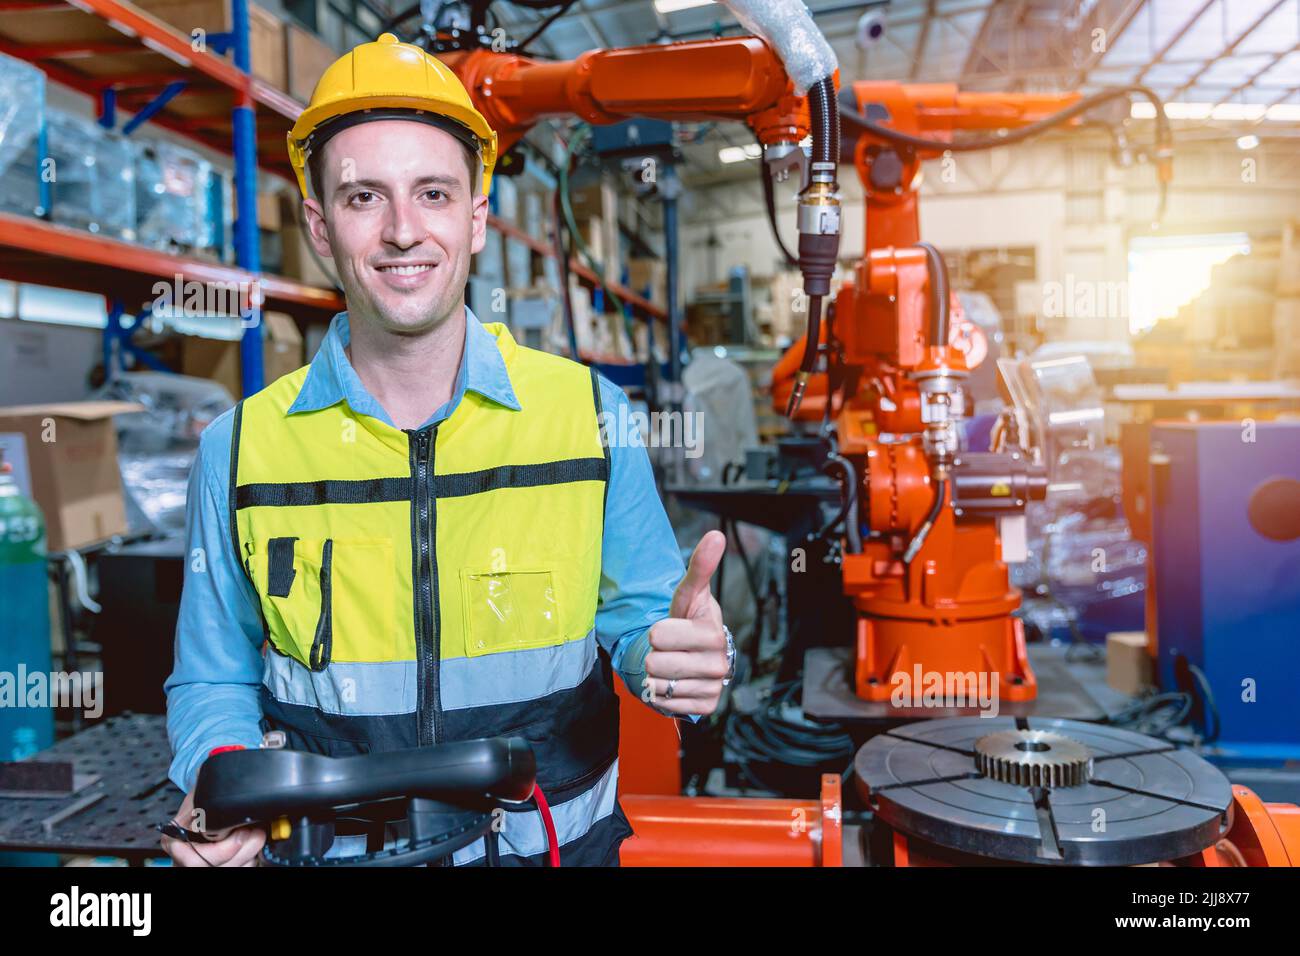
[461,568,563,657]
[248,536,398,669]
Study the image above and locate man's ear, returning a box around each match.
[469,191,488,255]
[302,197,334,260]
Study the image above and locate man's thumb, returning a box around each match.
[671,530,726,618]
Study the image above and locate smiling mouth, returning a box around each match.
[375,263,435,275]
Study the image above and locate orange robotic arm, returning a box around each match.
[439,37,814,154]
[771,83,1083,420]
[443,34,844,419]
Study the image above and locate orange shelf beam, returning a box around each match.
[0,212,342,318]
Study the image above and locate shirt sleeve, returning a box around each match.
[592,376,689,706]
[163,409,268,794]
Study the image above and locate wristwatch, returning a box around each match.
[721,625,736,686]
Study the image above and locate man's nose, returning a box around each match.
[380,197,424,250]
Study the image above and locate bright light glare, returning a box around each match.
[1130,101,1300,122]
[1163,102,1212,120]
[719,143,762,164]
[1237,134,1260,150]
[1266,103,1300,121]
[1127,234,1251,336]
[1212,103,1266,121]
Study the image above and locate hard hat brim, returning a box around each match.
[306,108,483,165]
[290,96,499,198]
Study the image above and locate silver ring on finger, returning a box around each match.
[665,679,678,700]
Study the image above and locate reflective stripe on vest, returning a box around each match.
[228,322,620,805]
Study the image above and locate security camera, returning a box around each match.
[856,10,886,50]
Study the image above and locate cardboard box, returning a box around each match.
[279,217,337,288]
[1280,222,1300,297]
[626,257,667,308]
[182,312,305,397]
[1273,295,1300,378]
[1276,295,1300,351]
[132,0,287,90]
[257,189,282,231]
[276,193,337,286]
[1106,631,1153,697]
[286,24,337,103]
[248,4,287,90]
[0,402,141,552]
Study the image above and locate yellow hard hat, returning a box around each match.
[287,32,499,199]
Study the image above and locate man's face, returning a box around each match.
[302,120,487,336]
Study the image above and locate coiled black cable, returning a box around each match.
[902,478,947,565]
[724,681,854,778]
[914,240,949,348]
[759,145,798,269]
[816,453,861,553]
[839,84,1173,224]
[808,76,839,171]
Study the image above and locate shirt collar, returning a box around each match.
[287,305,521,427]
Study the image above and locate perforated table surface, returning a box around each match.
[0,714,179,859]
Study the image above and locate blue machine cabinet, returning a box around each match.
[1150,420,1300,763]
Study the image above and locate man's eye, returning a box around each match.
[423,189,446,202]
[349,191,377,205]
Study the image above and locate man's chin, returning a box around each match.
[353,293,456,335]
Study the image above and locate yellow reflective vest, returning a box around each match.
[228,322,628,862]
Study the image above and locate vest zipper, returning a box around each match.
[408,425,442,746]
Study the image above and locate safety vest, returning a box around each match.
[228,321,628,863]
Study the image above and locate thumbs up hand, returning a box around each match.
[643,530,731,717]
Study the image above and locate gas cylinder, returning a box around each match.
[0,451,54,759]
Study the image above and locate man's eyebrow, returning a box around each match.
[333,178,388,198]
[332,174,464,198]
[413,174,465,192]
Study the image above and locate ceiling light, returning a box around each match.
[1212,103,1266,121]
[1162,102,1212,120]
[1266,103,1300,121]
[1130,101,1299,123]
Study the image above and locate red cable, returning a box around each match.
[533,784,560,867]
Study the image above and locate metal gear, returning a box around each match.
[974,729,1092,788]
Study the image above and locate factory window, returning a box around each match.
[1127,233,1251,335]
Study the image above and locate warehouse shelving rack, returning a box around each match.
[0,0,343,395]
[488,210,665,324]
[0,0,668,393]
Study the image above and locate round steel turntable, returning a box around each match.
[855,717,1233,866]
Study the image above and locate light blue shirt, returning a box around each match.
[164,307,686,793]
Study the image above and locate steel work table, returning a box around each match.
[0,714,178,861]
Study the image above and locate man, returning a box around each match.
[162,33,732,867]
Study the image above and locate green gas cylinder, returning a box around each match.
[0,451,54,758]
